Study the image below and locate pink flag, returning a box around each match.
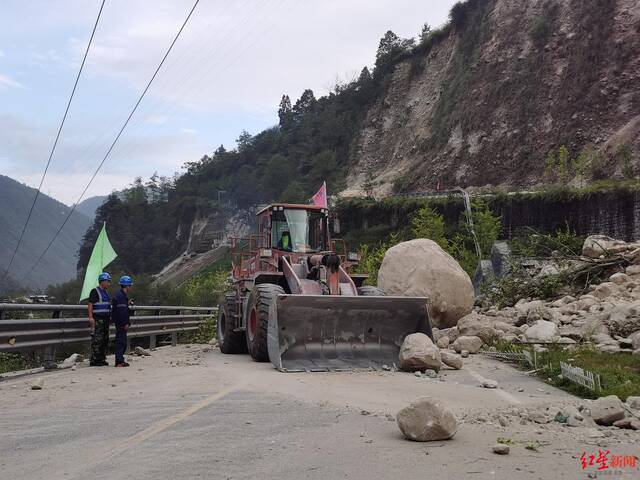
[311,181,327,208]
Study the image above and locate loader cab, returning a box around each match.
[258,204,329,254]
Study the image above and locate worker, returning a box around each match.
[88,272,112,366]
[278,231,292,251]
[111,275,134,367]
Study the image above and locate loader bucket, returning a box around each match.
[267,294,431,372]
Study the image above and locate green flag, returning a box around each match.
[79,223,118,302]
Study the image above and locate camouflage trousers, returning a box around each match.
[90,316,109,363]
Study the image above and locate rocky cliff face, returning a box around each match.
[344,0,640,196]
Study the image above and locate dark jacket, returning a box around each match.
[111,289,132,330]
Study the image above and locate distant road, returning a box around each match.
[0,346,635,480]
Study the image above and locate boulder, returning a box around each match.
[59,353,81,369]
[134,346,151,356]
[491,241,512,278]
[396,397,457,441]
[378,239,474,328]
[625,396,640,410]
[482,379,498,389]
[626,265,640,276]
[592,282,618,300]
[613,418,640,430]
[590,395,625,426]
[609,273,630,285]
[436,336,450,349]
[524,320,560,342]
[460,350,470,358]
[31,378,44,390]
[440,351,463,370]
[457,313,502,343]
[493,444,510,455]
[606,301,640,337]
[452,335,483,354]
[582,235,640,258]
[473,259,495,296]
[399,333,442,372]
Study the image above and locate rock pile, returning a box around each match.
[432,236,640,354]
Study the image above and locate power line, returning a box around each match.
[20,0,202,283]
[3,0,107,278]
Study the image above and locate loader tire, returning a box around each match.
[218,294,247,354]
[357,286,386,296]
[245,283,284,362]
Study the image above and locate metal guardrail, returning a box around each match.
[0,303,218,352]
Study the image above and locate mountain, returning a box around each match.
[0,175,92,292]
[77,0,640,278]
[76,195,108,219]
[345,0,640,195]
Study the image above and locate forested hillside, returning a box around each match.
[0,175,91,292]
[79,0,640,279]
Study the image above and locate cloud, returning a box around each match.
[0,73,23,89]
[0,49,5,57]
[145,115,168,125]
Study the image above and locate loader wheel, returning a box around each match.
[218,294,247,354]
[245,283,284,362]
[357,286,386,296]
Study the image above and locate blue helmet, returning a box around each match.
[98,272,111,282]
[119,275,133,287]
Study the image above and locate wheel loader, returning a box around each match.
[217,203,432,371]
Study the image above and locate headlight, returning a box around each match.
[259,249,272,258]
[347,252,360,262]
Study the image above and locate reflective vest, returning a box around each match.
[93,287,111,316]
[282,235,290,249]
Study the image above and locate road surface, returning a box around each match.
[0,345,637,480]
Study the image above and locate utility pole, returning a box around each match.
[217,190,227,206]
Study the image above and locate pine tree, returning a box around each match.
[572,150,588,187]
[293,89,316,122]
[544,150,556,182]
[419,23,431,44]
[558,145,569,184]
[278,94,293,129]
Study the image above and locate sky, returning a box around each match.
[0,0,456,206]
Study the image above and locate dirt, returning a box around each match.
[345,0,640,196]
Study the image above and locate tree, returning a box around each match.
[278,94,293,129]
[572,149,588,187]
[214,144,226,156]
[557,145,569,184]
[280,180,306,203]
[358,66,372,84]
[293,89,317,123]
[411,206,448,250]
[374,31,413,76]
[617,144,634,179]
[236,130,252,152]
[544,150,556,182]
[419,23,431,44]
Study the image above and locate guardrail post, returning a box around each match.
[149,335,156,349]
[126,336,131,354]
[171,332,177,346]
[43,346,57,370]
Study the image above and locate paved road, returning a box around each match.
[0,345,636,480]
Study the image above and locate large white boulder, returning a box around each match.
[524,320,560,342]
[378,239,474,328]
[396,397,457,441]
[399,333,442,372]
